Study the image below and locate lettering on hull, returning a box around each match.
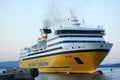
[29,62,49,67]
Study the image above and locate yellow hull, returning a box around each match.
[19,51,108,73]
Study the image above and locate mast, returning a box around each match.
[69,10,81,27]
[83,19,85,27]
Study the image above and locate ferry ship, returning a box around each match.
[19,13,113,73]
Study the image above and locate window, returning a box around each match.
[74,57,84,64]
[55,30,104,35]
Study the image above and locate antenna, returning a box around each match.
[69,10,76,19]
[70,10,73,16]
[83,19,85,27]
[69,10,81,27]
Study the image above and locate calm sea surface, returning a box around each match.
[0,68,120,80]
[35,68,120,80]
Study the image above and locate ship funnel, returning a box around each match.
[37,27,51,42]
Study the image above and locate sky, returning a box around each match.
[0,0,120,64]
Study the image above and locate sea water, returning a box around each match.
[35,68,120,80]
[0,68,120,80]
[97,68,120,80]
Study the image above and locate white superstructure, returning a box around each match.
[20,14,112,61]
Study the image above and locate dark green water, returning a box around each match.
[34,68,120,80]
[0,68,120,80]
[0,79,33,80]
[0,78,33,80]
[0,74,109,80]
[35,73,110,80]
